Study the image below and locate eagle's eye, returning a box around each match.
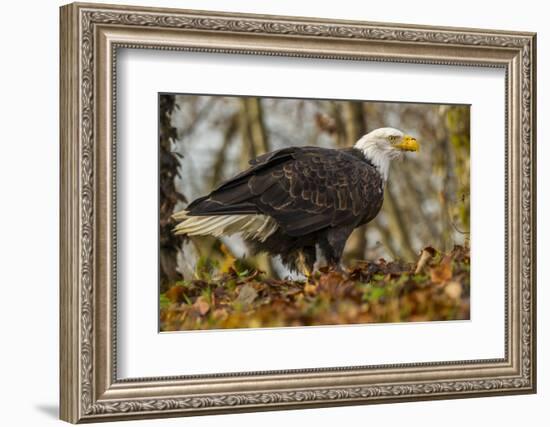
[388,135,400,143]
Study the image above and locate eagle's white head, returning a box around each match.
[354,127,419,181]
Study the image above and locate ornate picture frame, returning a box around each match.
[60,2,536,423]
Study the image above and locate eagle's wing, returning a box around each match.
[251,148,383,236]
[189,147,384,237]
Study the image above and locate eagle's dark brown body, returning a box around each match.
[185,146,384,272]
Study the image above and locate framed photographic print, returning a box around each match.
[60,2,536,423]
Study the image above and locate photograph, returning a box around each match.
[159,94,471,331]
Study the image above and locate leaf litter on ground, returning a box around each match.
[160,245,470,331]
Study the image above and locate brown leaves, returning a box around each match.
[193,296,210,316]
[165,285,186,304]
[430,254,453,284]
[318,271,345,289]
[160,246,471,331]
[303,282,318,296]
[317,271,355,298]
[314,112,338,135]
[236,284,258,307]
[444,281,463,301]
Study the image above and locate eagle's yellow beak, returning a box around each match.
[395,135,419,152]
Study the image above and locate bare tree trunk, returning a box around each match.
[372,219,399,260]
[445,105,471,247]
[239,98,269,162]
[382,183,417,261]
[343,102,366,147]
[328,102,347,148]
[238,97,276,277]
[342,102,368,263]
[395,167,439,244]
[159,95,186,291]
[436,110,455,252]
[246,98,269,155]
[211,113,239,187]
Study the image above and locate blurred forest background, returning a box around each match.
[159,94,470,292]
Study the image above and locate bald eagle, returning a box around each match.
[173,127,419,274]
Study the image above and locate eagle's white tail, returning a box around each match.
[173,211,278,242]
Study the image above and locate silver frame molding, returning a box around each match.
[60,2,536,423]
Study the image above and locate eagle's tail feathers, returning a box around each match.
[173,212,278,241]
[171,210,189,221]
[181,215,230,235]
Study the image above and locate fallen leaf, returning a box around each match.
[193,296,210,316]
[304,282,317,295]
[444,281,462,300]
[283,287,302,297]
[219,244,236,273]
[237,284,258,307]
[430,255,453,284]
[318,271,345,289]
[212,308,228,321]
[165,285,185,303]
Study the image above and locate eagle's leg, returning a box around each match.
[320,226,355,272]
[297,246,316,280]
